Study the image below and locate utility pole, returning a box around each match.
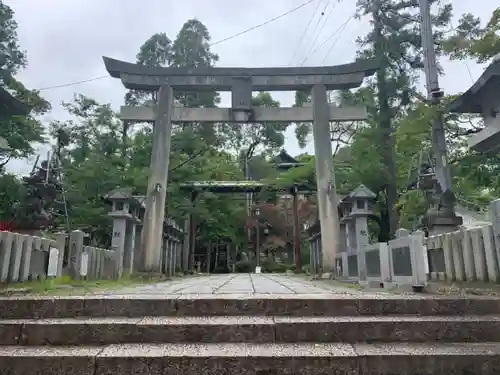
[372,0,399,239]
[418,0,461,232]
[418,0,450,192]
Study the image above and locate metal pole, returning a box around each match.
[418,0,453,195]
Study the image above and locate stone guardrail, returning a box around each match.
[425,224,500,283]
[0,230,117,284]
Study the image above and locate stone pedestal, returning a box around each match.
[425,214,463,237]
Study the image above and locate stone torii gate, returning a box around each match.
[103,56,378,273]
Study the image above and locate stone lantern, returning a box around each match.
[103,188,141,277]
[341,185,376,280]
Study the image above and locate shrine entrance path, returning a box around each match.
[97,273,368,297]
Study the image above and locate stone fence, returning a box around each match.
[0,230,115,283]
[332,229,427,289]
[425,224,500,283]
[0,187,186,284]
[309,197,500,289]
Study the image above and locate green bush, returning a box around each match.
[234,259,300,273]
[261,259,290,273]
[235,260,255,273]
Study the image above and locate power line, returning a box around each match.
[301,16,352,65]
[38,75,109,91]
[36,0,317,92]
[288,1,322,65]
[448,20,475,84]
[301,2,336,66]
[321,16,351,63]
[211,0,317,47]
[300,2,329,65]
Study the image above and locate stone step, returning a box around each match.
[2,342,500,374]
[2,295,500,318]
[3,315,500,346]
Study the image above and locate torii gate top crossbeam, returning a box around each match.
[102,56,378,91]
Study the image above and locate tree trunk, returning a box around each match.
[373,2,399,239]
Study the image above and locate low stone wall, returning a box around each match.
[0,230,117,283]
[335,230,427,289]
[425,224,500,283]
[0,231,60,283]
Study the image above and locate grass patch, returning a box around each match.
[0,273,170,296]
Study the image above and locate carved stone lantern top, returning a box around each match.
[339,184,376,221]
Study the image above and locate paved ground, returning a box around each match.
[101,274,364,296]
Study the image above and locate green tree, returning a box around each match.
[125,33,173,106]
[0,0,50,171]
[442,7,500,63]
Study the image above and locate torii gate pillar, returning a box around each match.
[312,84,340,271]
[140,85,174,272]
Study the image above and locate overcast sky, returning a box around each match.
[4,0,498,175]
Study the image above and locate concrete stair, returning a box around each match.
[2,295,500,374]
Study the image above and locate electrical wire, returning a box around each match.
[36,0,316,91]
[288,1,322,65]
[321,16,351,63]
[301,15,352,65]
[37,75,109,91]
[301,2,336,66]
[210,0,316,47]
[299,2,329,66]
[449,20,475,84]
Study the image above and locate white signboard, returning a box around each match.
[47,247,59,277]
[255,266,261,274]
[80,252,89,277]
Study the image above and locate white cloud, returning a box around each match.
[4,0,498,175]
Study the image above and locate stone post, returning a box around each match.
[340,222,347,252]
[175,240,181,274]
[489,199,500,273]
[311,83,341,272]
[0,232,13,282]
[346,220,357,251]
[123,221,137,275]
[19,235,34,282]
[133,224,142,272]
[54,232,66,277]
[182,217,190,272]
[160,234,166,274]
[354,214,369,281]
[482,224,500,282]
[167,237,173,277]
[310,238,317,274]
[110,216,127,278]
[68,230,85,279]
[170,239,177,276]
[412,230,428,286]
[395,228,411,238]
[139,85,174,273]
[206,242,212,274]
